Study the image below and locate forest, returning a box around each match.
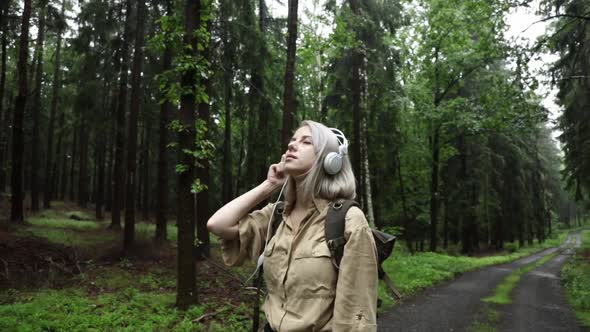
[0,0,589,329]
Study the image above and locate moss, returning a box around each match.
[482,252,558,305]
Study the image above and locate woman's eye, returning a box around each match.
[303,141,312,145]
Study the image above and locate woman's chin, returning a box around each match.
[284,168,304,178]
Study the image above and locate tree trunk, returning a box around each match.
[105,135,113,212]
[256,0,271,186]
[460,135,476,254]
[195,18,212,259]
[244,0,261,191]
[281,0,298,147]
[429,126,440,252]
[111,0,133,229]
[10,0,32,223]
[77,118,89,207]
[443,193,449,249]
[69,129,77,201]
[56,111,66,200]
[361,100,374,227]
[176,0,200,309]
[96,143,105,219]
[235,110,246,196]
[0,1,10,192]
[396,150,413,253]
[43,0,64,208]
[155,0,172,244]
[30,2,47,212]
[124,0,146,250]
[105,17,123,214]
[221,0,233,204]
[96,130,106,219]
[141,121,149,221]
[221,96,233,202]
[348,0,363,204]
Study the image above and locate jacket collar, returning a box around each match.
[313,197,330,213]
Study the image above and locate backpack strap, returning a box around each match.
[270,201,285,239]
[324,200,403,300]
[325,199,358,268]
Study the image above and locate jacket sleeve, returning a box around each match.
[332,206,379,332]
[220,203,275,267]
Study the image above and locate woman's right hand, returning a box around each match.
[267,154,287,186]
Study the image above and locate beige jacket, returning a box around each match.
[221,197,378,332]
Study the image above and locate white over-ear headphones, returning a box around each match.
[323,128,349,175]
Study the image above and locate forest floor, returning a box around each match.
[0,199,260,331]
[377,230,590,332]
[0,198,587,331]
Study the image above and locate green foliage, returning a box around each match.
[546,0,590,204]
[0,288,195,331]
[561,230,590,327]
[17,216,116,249]
[504,243,518,253]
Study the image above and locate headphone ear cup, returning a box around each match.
[324,152,343,175]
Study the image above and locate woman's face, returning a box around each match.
[284,126,316,177]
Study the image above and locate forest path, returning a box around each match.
[498,231,584,332]
[377,232,583,332]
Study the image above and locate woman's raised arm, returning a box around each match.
[207,155,287,240]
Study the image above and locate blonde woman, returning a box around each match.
[207,120,378,331]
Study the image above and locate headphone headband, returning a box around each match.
[324,127,348,175]
[329,128,348,155]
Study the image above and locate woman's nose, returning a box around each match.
[287,141,297,151]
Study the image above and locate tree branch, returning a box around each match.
[521,11,590,34]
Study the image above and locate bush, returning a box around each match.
[504,243,518,253]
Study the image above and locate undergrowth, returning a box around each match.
[561,229,590,327]
[0,287,250,331]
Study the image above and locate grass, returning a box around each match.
[14,207,184,249]
[377,229,569,310]
[466,306,500,332]
[0,254,253,331]
[561,228,590,327]
[0,286,250,332]
[23,213,219,248]
[482,251,558,304]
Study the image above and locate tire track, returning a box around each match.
[377,247,559,331]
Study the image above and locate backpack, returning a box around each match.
[270,199,402,300]
[252,199,401,331]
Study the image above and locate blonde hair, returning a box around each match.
[284,120,356,213]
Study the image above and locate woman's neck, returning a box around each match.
[293,178,313,210]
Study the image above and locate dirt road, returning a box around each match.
[377,232,585,332]
[499,232,583,332]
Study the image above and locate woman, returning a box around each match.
[207,120,378,331]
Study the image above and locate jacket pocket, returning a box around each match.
[294,240,332,259]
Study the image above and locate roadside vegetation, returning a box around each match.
[561,228,590,327]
